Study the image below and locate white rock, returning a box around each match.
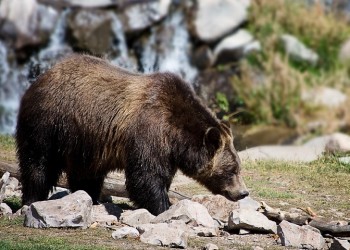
[203,243,219,250]
[92,203,122,227]
[24,190,93,229]
[281,34,319,64]
[120,208,155,227]
[120,0,171,33]
[228,209,277,234]
[305,132,350,153]
[0,202,12,216]
[192,0,250,42]
[302,87,347,108]
[137,222,188,248]
[152,200,216,228]
[277,220,325,249]
[0,173,21,202]
[112,226,139,239]
[238,197,261,211]
[213,29,256,64]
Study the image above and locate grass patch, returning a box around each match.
[0,134,16,163]
[230,0,350,131]
[2,196,22,212]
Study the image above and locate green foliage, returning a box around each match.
[215,92,229,113]
[231,0,350,129]
[2,196,22,212]
[0,134,15,151]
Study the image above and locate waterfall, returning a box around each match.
[140,11,198,86]
[0,42,29,134]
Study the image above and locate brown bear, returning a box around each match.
[16,54,248,215]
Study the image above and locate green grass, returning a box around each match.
[0,134,15,151]
[230,0,350,131]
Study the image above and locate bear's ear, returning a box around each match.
[204,127,222,153]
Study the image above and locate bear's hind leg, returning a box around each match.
[125,169,171,215]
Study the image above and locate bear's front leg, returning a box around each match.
[125,167,171,215]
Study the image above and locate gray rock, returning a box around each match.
[0,172,21,202]
[238,197,261,211]
[119,0,171,33]
[137,222,187,248]
[228,209,277,234]
[213,29,256,64]
[120,208,155,227]
[277,220,325,249]
[191,0,250,42]
[14,205,29,217]
[191,226,218,237]
[302,87,347,108]
[0,202,12,216]
[66,9,114,55]
[0,0,58,49]
[304,132,350,153]
[92,203,122,227]
[152,199,216,228]
[192,194,239,222]
[24,190,93,229]
[203,243,219,250]
[112,226,139,239]
[330,237,350,250]
[281,34,319,64]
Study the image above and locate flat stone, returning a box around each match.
[0,202,12,216]
[277,220,325,249]
[120,208,155,227]
[24,190,93,229]
[191,194,239,222]
[152,200,216,228]
[112,226,139,239]
[203,243,219,250]
[238,197,261,211]
[91,203,122,227]
[228,209,277,234]
[137,222,188,248]
[191,0,250,42]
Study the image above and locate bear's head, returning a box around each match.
[198,122,249,201]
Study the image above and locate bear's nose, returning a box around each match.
[239,190,249,199]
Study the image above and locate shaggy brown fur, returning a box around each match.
[16,54,248,215]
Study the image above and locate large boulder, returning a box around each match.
[277,220,325,249]
[190,0,250,42]
[152,200,216,228]
[0,0,58,49]
[119,0,171,34]
[66,9,114,55]
[24,190,93,229]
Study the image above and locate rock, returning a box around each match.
[91,203,122,227]
[0,202,12,216]
[191,0,250,42]
[228,209,277,234]
[119,0,171,34]
[137,222,188,248]
[252,247,264,250]
[281,34,319,65]
[305,132,350,153]
[191,194,239,222]
[339,38,350,62]
[24,190,93,229]
[238,145,324,163]
[112,226,140,239]
[191,226,218,237]
[152,200,216,228]
[42,0,122,8]
[0,172,21,202]
[120,208,155,227]
[192,45,214,70]
[302,87,347,108]
[66,9,114,54]
[339,156,350,165]
[330,237,350,250]
[48,187,70,200]
[203,243,219,250]
[277,220,325,249]
[14,205,29,217]
[213,29,257,64]
[238,197,261,211]
[0,0,58,49]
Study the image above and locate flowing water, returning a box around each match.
[0,8,198,134]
